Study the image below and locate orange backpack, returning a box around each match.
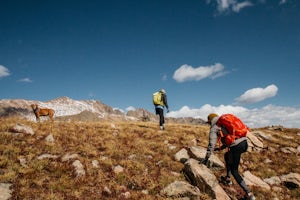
[217,114,249,146]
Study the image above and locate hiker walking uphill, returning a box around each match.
[153,89,169,130]
[202,113,256,200]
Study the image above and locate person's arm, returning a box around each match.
[163,94,169,110]
[203,125,218,162]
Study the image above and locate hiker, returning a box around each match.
[153,89,169,130]
[202,113,255,200]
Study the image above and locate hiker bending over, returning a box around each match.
[153,89,169,130]
[202,113,255,200]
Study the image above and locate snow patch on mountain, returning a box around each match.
[0,97,110,119]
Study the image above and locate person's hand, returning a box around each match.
[200,158,208,165]
[214,147,221,152]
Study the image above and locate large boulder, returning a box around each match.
[188,146,225,169]
[182,159,230,200]
[174,148,190,163]
[280,173,300,189]
[247,132,264,151]
[243,171,271,190]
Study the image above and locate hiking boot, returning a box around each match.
[220,176,232,185]
[245,193,256,200]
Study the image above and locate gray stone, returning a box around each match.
[160,181,201,198]
[0,183,12,200]
[243,171,271,190]
[182,159,230,200]
[280,173,300,189]
[10,123,34,135]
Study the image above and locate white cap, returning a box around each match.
[160,89,166,93]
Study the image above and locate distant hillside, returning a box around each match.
[0,97,207,125]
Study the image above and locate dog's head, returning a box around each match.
[31,104,38,110]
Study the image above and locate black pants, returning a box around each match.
[224,140,249,193]
[155,107,164,126]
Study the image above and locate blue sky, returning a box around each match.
[0,0,299,127]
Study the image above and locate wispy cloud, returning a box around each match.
[207,0,253,14]
[162,74,167,81]
[173,63,227,82]
[18,77,33,83]
[235,84,278,104]
[167,103,300,128]
[232,1,253,12]
[0,65,10,78]
[207,0,287,14]
[279,0,287,5]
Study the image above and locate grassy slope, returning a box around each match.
[0,117,299,199]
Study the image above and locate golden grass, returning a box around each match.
[0,117,299,199]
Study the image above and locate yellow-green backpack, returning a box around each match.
[153,92,163,106]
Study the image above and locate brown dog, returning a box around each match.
[31,104,55,122]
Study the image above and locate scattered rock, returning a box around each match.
[18,157,27,167]
[264,158,273,163]
[252,131,273,141]
[102,186,112,196]
[72,160,86,177]
[168,145,177,150]
[280,147,297,154]
[100,156,109,161]
[119,191,130,199]
[263,176,281,185]
[174,148,189,163]
[92,160,99,168]
[128,154,137,160]
[188,138,198,147]
[10,123,34,135]
[141,190,149,195]
[280,173,300,189]
[61,153,79,162]
[45,134,54,143]
[113,165,124,174]
[247,132,264,150]
[268,126,284,131]
[160,180,201,198]
[37,153,59,160]
[243,171,271,190]
[0,183,12,200]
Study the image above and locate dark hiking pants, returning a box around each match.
[155,107,164,126]
[224,139,250,193]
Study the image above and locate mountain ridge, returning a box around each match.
[0,97,206,124]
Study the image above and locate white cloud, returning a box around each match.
[208,0,253,14]
[232,1,253,12]
[235,84,278,104]
[166,104,300,128]
[18,77,33,83]
[173,63,227,82]
[0,65,10,78]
